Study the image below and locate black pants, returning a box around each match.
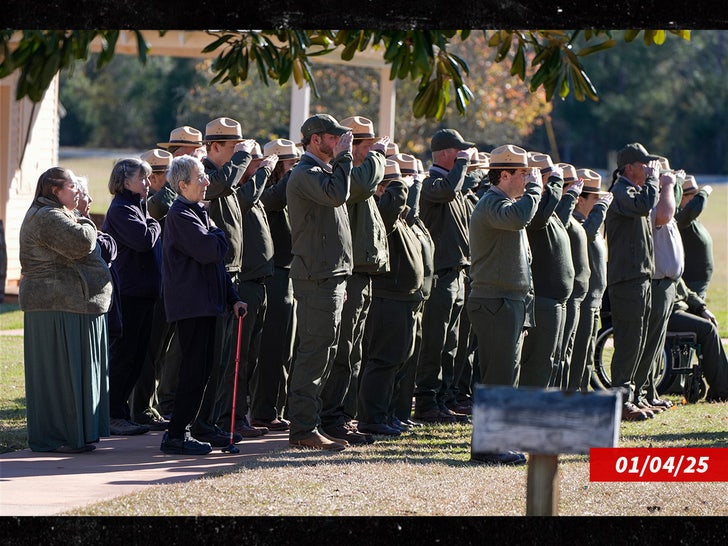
[167,316,217,439]
[108,295,155,420]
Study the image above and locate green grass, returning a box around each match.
[698,183,727,336]
[0,303,23,330]
[0,335,27,453]
[60,150,144,215]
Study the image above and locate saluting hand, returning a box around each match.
[527,167,543,191]
[597,192,614,207]
[645,160,661,179]
[335,131,353,156]
[260,154,278,172]
[372,136,390,154]
[235,139,258,154]
[568,179,584,196]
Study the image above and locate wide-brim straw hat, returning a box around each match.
[204,117,244,142]
[264,138,299,160]
[340,116,377,140]
[528,153,555,174]
[140,148,173,172]
[390,153,418,175]
[682,174,699,195]
[490,145,528,168]
[557,162,578,183]
[157,126,203,149]
[385,141,400,157]
[576,168,607,194]
[382,159,402,181]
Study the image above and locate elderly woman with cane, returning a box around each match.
[160,155,247,455]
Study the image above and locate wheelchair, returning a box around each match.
[590,323,707,403]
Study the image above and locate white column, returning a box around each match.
[289,82,310,142]
[378,68,396,138]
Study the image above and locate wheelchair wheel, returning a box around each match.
[593,326,614,389]
[684,371,708,404]
[592,326,673,391]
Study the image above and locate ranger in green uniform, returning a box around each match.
[320,116,388,445]
[467,144,541,465]
[676,175,714,299]
[286,114,354,452]
[605,142,660,421]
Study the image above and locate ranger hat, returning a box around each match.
[205,117,244,142]
[656,155,672,173]
[249,142,263,159]
[340,116,377,140]
[489,145,529,168]
[682,174,699,195]
[157,126,203,149]
[300,114,350,140]
[430,128,475,152]
[391,153,418,175]
[385,141,400,157]
[576,168,607,194]
[477,152,490,171]
[264,138,299,160]
[469,150,488,169]
[382,159,402,181]
[558,163,578,183]
[140,149,173,172]
[529,153,555,174]
[617,142,660,169]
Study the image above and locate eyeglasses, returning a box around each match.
[197,172,209,183]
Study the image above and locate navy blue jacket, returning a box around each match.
[163,198,240,322]
[102,189,162,300]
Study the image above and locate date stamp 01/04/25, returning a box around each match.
[589,448,728,482]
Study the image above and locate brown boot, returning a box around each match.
[289,431,346,452]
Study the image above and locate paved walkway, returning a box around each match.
[1,303,293,516]
[0,430,291,515]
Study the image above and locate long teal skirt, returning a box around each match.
[24,311,110,451]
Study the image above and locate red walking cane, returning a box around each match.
[222,314,244,454]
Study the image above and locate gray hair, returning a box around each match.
[75,175,89,196]
[168,155,205,194]
[108,157,152,195]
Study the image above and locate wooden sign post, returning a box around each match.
[471,385,622,515]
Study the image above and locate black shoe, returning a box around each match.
[195,429,243,447]
[143,415,170,431]
[413,408,457,424]
[390,417,410,431]
[160,432,212,455]
[439,406,470,422]
[471,451,527,466]
[322,423,375,444]
[357,423,402,436]
[403,419,425,428]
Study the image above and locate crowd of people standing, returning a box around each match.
[18,114,727,461]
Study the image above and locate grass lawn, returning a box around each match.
[0,335,27,453]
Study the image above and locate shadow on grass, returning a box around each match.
[621,431,728,447]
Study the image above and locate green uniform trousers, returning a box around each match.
[608,277,652,404]
[467,296,526,387]
[288,276,347,440]
[519,296,567,388]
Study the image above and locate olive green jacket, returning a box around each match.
[19,197,112,314]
